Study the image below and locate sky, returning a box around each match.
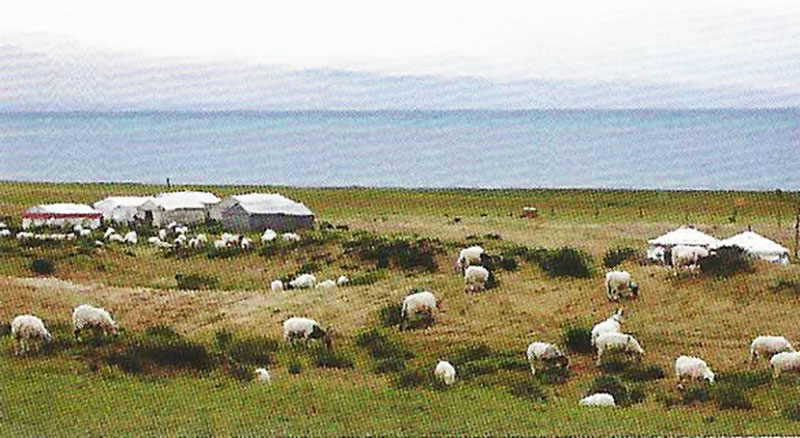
[2,0,799,109]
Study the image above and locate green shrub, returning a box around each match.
[450,344,493,366]
[600,359,665,382]
[30,258,55,275]
[227,336,280,366]
[175,273,218,290]
[563,327,593,354]
[713,386,752,410]
[374,358,406,374]
[717,370,771,390]
[0,323,11,336]
[349,270,384,286]
[206,245,244,259]
[682,387,711,405]
[783,403,800,421]
[312,346,354,369]
[507,378,547,402]
[656,391,681,408]
[107,327,212,373]
[771,279,800,295]
[603,247,638,269]
[394,369,430,389]
[344,233,440,272]
[699,245,753,278]
[355,328,413,361]
[288,360,303,374]
[537,365,571,385]
[539,247,594,278]
[497,257,518,271]
[378,304,404,327]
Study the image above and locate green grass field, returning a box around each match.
[1,182,800,436]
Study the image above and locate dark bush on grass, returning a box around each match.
[539,247,594,278]
[450,344,493,366]
[563,327,593,354]
[783,403,800,421]
[288,359,303,374]
[349,270,384,286]
[378,304,404,327]
[497,257,518,271]
[375,358,407,374]
[717,370,771,390]
[603,246,638,269]
[312,346,354,369]
[344,233,440,272]
[699,245,753,278]
[175,273,218,290]
[600,359,665,382]
[682,387,712,405]
[0,323,11,336]
[394,369,430,389]
[206,245,244,259]
[714,386,752,410]
[227,336,280,366]
[107,327,212,373]
[507,378,547,402]
[537,365,570,385]
[355,328,414,361]
[30,258,55,275]
[771,279,800,295]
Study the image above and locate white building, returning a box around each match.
[137,191,221,227]
[22,203,102,230]
[93,196,153,224]
[212,193,314,232]
[720,231,790,265]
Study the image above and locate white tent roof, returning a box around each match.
[229,193,313,216]
[94,196,152,209]
[28,203,101,215]
[720,231,788,256]
[153,191,221,211]
[648,226,721,247]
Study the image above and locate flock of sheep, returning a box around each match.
[6,222,800,410]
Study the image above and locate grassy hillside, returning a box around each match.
[1,182,800,436]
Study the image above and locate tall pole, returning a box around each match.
[794,205,799,259]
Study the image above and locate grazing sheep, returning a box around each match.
[240,237,253,250]
[595,332,644,366]
[16,232,33,240]
[213,240,227,249]
[158,229,168,240]
[195,233,208,244]
[283,317,331,348]
[401,291,438,329]
[605,271,639,301]
[675,355,715,388]
[671,245,710,269]
[66,233,76,240]
[103,228,116,239]
[770,351,800,378]
[750,336,794,361]
[94,240,104,248]
[108,233,125,243]
[316,279,336,289]
[455,245,484,271]
[336,275,350,286]
[289,273,316,289]
[579,393,616,407]
[254,368,271,383]
[591,309,624,346]
[464,265,490,292]
[0,221,6,228]
[72,304,119,339]
[79,229,91,237]
[147,236,161,245]
[282,232,300,242]
[175,226,189,235]
[526,342,569,375]
[124,231,138,245]
[0,229,10,237]
[434,361,456,386]
[261,229,277,243]
[270,280,284,292]
[11,315,52,355]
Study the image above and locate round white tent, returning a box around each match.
[647,226,721,263]
[93,196,153,223]
[720,231,790,265]
[22,203,103,229]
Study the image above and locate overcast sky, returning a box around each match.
[2,0,799,109]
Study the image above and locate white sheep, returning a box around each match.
[401,291,438,329]
[240,237,253,250]
[270,280,284,292]
[124,231,138,245]
[261,229,277,243]
[66,233,76,240]
[336,275,350,286]
[79,229,91,237]
[213,240,227,249]
[282,317,330,348]
[0,221,6,228]
[94,240,104,247]
[750,336,794,361]
[434,361,456,386]
[770,351,800,379]
[464,265,490,292]
[0,229,11,237]
[72,304,119,339]
[158,229,168,240]
[282,232,301,242]
[605,271,639,301]
[254,368,272,383]
[595,332,644,366]
[147,236,161,245]
[455,245,484,271]
[16,232,33,240]
[591,309,624,346]
[526,342,569,375]
[579,393,616,407]
[289,273,316,289]
[103,227,116,239]
[11,315,52,355]
[316,279,337,289]
[675,355,715,388]
[195,233,208,244]
[221,233,239,245]
[108,233,125,243]
[671,245,710,269]
[175,226,189,235]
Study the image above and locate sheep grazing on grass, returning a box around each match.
[464,265,490,292]
[72,304,119,340]
[79,229,91,237]
[11,315,52,355]
[289,273,316,289]
[175,226,189,235]
[580,393,616,407]
[750,336,794,361]
[103,228,116,239]
[147,236,161,245]
[270,280,284,292]
[255,368,271,383]
[591,309,624,346]
[526,342,569,375]
[401,291,438,329]
[124,231,138,245]
[283,317,331,348]
[16,232,33,240]
[261,229,277,243]
[434,361,456,386]
[158,229,168,240]
[108,233,125,243]
[595,332,644,366]
[671,245,710,270]
[336,275,350,286]
[240,237,253,250]
[604,271,639,301]
[213,240,227,249]
[94,240,104,248]
[282,232,300,242]
[195,234,208,244]
[770,351,800,379]
[0,229,10,237]
[675,355,715,389]
[455,245,484,271]
[316,279,336,289]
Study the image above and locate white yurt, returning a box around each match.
[137,191,221,227]
[720,231,790,265]
[22,203,103,229]
[647,226,721,262]
[212,193,315,232]
[93,196,153,223]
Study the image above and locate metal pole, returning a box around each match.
[794,205,799,259]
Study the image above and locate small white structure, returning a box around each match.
[212,193,314,232]
[137,191,220,227]
[93,196,153,224]
[22,204,102,230]
[720,231,790,265]
[647,226,721,263]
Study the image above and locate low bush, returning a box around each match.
[783,403,800,421]
[344,233,440,272]
[656,391,681,408]
[378,304,404,327]
[538,247,594,278]
[106,327,212,373]
[771,279,800,295]
[288,359,303,374]
[355,328,414,361]
[394,369,430,389]
[226,336,280,366]
[603,246,638,269]
[206,245,244,259]
[714,385,752,410]
[563,327,593,354]
[0,323,11,336]
[717,370,771,390]
[600,359,665,382]
[374,358,407,374]
[450,344,493,366]
[175,273,218,290]
[536,365,571,385]
[312,346,354,369]
[30,258,55,275]
[348,270,384,286]
[682,387,712,405]
[699,245,753,278]
[506,378,547,402]
[587,375,644,407]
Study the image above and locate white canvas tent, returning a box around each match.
[720,231,790,265]
[22,203,103,229]
[137,191,221,227]
[93,196,153,223]
[647,226,721,263]
[213,193,315,231]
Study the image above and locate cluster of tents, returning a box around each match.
[647,225,791,265]
[22,192,315,233]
